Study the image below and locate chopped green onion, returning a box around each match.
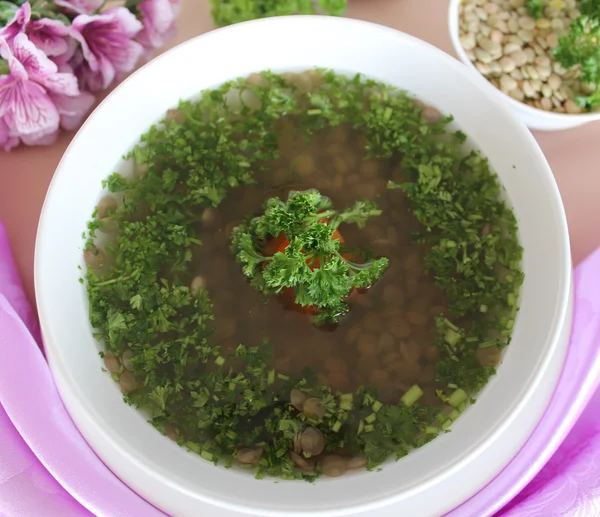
[365,413,377,424]
[267,368,275,385]
[444,318,460,332]
[445,329,460,347]
[357,419,364,435]
[332,421,342,433]
[449,409,460,421]
[215,356,225,366]
[339,393,353,410]
[448,388,468,408]
[186,441,201,453]
[401,385,423,407]
[372,400,383,413]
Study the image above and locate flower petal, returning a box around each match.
[36,70,80,97]
[143,0,180,35]
[110,39,144,75]
[51,36,78,66]
[50,90,95,130]
[0,72,18,118]
[105,7,144,38]
[0,38,26,80]
[97,55,116,89]
[53,0,103,15]
[70,16,101,72]
[0,76,60,136]
[0,3,31,41]
[74,61,104,92]
[10,33,58,78]
[20,128,59,146]
[27,18,71,58]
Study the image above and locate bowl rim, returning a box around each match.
[34,14,573,517]
[447,0,600,121]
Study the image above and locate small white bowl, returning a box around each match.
[448,0,600,131]
[35,15,572,517]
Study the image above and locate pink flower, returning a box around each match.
[53,0,103,15]
[71,7,143,92]
[0,3,75,61]
[136,0,180,49]
[0,33,94,149]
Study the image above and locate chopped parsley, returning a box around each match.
[83,69,523,479]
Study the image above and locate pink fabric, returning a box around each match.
[499,395,600,516]
[0,217,599,516]
[493,256,600,517]
[0,221,165,517]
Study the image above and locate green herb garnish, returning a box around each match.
[554,1,600,108]
[525,0,544,19]
[231,189,389,324]
[210,0,348,27]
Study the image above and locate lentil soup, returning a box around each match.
[83,69,524,480]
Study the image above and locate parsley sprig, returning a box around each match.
[554,1,600,108]
[527,0,600,109]
[231,190,389,324]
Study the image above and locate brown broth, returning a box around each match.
[192,121,448,406]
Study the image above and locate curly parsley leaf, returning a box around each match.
[231,189,389,324]
[554,6,600,108]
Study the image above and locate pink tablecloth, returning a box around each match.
[0,221,164,517]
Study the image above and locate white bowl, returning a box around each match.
[35,15,572,517]
[448,0,600,131]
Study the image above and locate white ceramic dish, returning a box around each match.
[448,0,600,132]
[35,15,572,517]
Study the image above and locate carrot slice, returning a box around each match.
[264,222,363,316]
